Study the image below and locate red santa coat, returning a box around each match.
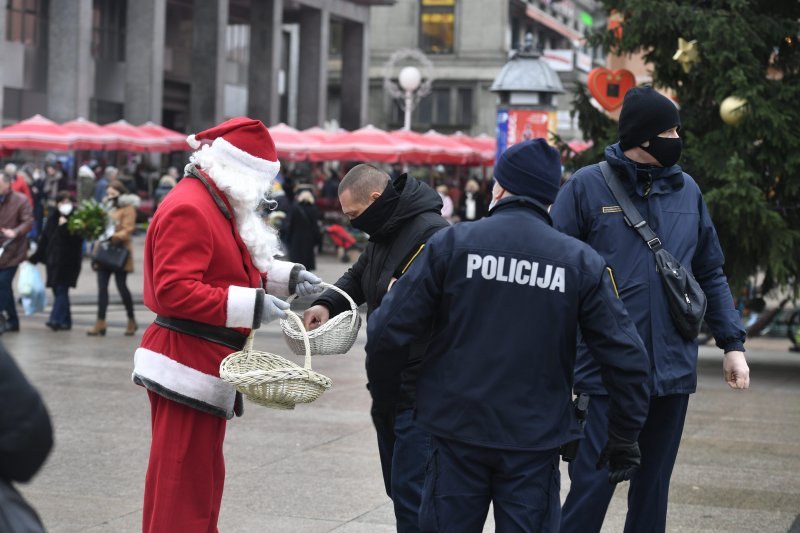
[132,169,299,419]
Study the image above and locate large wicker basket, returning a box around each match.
[219,312,332,410]
[280,282,361,356]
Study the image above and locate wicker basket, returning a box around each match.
[219,312,332,410]
[280,282,361,356]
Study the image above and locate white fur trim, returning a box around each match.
[266,259,296,298]
[211,137,281,181]
[187,134,201,149]
[227,285,258,328]
[132,348,235,416]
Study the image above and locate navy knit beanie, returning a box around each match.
[618,87,681,150]
[494,139,562,205]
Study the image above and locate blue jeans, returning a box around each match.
[49,284,71,327]
[420,435,560,532]
[392,408,431,533]
[560,394,690,533]
[0,265,19,328]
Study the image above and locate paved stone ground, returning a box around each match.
[6,235,800,532]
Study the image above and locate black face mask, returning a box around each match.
[642,136,682,168]
[350,182,400,235]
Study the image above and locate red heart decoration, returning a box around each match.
[587,68,636,111]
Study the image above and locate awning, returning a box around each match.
[525,5,583,42]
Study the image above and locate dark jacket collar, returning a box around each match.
[488,195,552,226]
[605,143,685,198]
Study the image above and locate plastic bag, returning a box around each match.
[17,262,46,315]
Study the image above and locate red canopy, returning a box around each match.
[388,129,439,165]
[100,120,169,152]
[61,117,118,151]
[268,123,316,162]
[419,130,475,165]
[450,132,496,166]
[137,122,189,152]
[302,126,340,143]
[309,125,414,163]
[0,114,76,152]
[567,139,593,154]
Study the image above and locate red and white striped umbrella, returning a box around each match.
[100,120,170,152]
[0,114,76,152]
[309,125,414,163]
[268,123,317,161]
[450,132,496,166]
[137,122,189,152]
[61,117,118,151]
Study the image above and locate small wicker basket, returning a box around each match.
[281,282,361,356]
[219,311,332,410]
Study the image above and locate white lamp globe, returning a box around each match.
[398,66,422,92]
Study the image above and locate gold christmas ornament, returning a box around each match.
[672,38,700,73]
[719,96,748,126]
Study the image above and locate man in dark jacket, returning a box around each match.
[0,343,53,531]
[365,139,651,532]
[551,87,750,533]
[304,164,449,532]
[0,172,34,333]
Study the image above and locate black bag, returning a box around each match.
[599,162,707,340]
[93,240,129,272]
[0,479,46,533]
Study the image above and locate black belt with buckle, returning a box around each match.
[155,315,248,351]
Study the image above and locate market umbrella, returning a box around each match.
[268,123,315,162]
[137,122,189,152]
[388,129,439,165]
[567,139,593,154]
[61,117,118,151]
[0,114,76,152]
[419,130,475,165]
[302,126,340,143]
[100,119,169,152]
[450,132,496,166]
[309,125,414,163]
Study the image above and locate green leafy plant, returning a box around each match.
[67,200,108,240]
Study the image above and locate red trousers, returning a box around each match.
[143,391,227,533]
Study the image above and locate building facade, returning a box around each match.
[0,0,394,132]
[367,0,604,138]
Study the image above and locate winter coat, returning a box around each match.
[103,194,139,273]
[0,191,33,269]
[365,197,650,450]
[0,343,53,483]
[550,144,746,397]
[286,202,321,270]
[132,166,302,419]
[457,190,487,221]
[312,174,450,405]
[29,211,83,288]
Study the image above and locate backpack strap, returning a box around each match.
[599,161,663,251]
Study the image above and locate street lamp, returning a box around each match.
[398,66,422,130]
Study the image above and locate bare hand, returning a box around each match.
[723,351,750,389]
[1,228,15,239]
[303,305,330,331]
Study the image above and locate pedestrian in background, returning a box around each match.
[77,164,96,204]
[87,180,138,337]
[436,184,454,222]
[365,139,650,532]
[0,171,33,333]
[304,165,449,532]
[552,87,750,533]
[285,188,321,271]
[153,175,176,212]
[29,191,83,331]
[457,178,487,222]
[94,166,115,204]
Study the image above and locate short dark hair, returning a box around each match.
[108,179,129,195]
[338,164,390,203]
[56,191,73,204]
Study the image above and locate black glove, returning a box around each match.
[596,431,641,484]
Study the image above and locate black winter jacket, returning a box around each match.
[0,344,53,482]
[29,212,84,288]
[313,174,450,405]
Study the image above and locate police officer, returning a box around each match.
[552,87,750,533]
[304,163,449,532]
[365,139,651,532]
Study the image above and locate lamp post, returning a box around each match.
[398,66,422,130]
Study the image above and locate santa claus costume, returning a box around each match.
[132,118,314,532]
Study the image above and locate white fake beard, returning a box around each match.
[188,149,283,272]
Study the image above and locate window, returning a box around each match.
[92,0,126,61]
[420,0,455,54]
[456,88,473,125]
[6,0,47,46]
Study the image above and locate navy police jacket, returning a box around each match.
[366,197,650,451]
[551,144,746,397]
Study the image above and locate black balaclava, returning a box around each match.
[618,87,682,167]
[350,181,400,235]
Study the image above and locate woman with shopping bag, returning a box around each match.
[29,192,84,330]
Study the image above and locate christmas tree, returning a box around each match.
[571,0,800,293]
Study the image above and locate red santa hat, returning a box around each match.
[187,117,280,181]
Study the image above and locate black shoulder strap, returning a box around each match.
[599,161,663,252]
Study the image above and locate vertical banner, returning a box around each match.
[507,109,555,145]
[496,108,509,162]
